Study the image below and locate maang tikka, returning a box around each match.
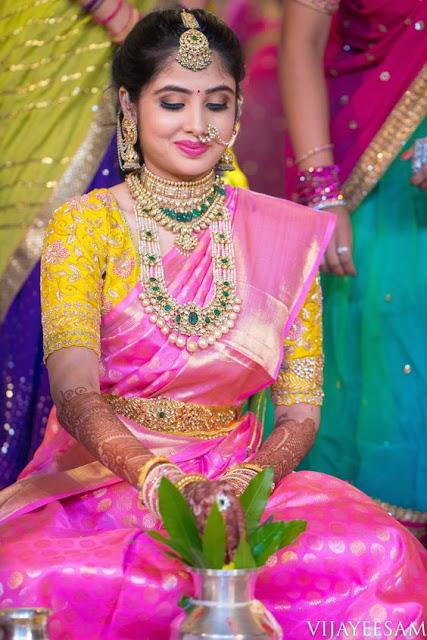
[176,10,212,72]
[117,112,141,172]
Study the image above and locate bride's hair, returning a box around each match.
[112,9,245,104]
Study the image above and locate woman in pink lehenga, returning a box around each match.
[0,8,425,640]
[225,0,285,197]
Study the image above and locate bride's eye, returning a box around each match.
[207,102,228,111]
[160,101,185,110]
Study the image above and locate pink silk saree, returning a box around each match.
[0,187,426,639]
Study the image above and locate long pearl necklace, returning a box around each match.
[127,169,241,353]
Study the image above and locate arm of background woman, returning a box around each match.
[75,0,140,43]
[280,0,355,276]
[251,276,323,484]
[74,1,210,44]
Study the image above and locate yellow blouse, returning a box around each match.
[41,190,323,406]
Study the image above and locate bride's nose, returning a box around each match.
[182,102,208,138]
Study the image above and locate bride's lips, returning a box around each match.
[175,140,209,158]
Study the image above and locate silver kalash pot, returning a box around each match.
[0,609,51,639]
[170,569,283,639]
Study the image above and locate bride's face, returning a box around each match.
[120,52,237,181]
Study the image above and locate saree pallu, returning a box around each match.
[0,189,426,638]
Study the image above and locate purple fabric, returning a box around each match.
[0,134,121,488]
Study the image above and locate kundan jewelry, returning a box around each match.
[126,167,242,353]
[117,114,141,172]
[127,166,225,254]
[176,10,212,72]
[198,123,238,147]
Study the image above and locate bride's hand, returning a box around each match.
[182,479,246,561]
[321,205,356,277]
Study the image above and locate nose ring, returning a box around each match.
[198,124,237,147]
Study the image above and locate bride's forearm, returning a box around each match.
[251,413,317,484]
[57,387,153,487]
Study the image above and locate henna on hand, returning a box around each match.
[182,480,247,562]
[57,387,153,486]
[252,417,316,484]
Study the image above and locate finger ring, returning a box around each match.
[336,246,350,254]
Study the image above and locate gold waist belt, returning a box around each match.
[104,394,243,439]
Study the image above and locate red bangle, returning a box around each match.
[96,0,124,25]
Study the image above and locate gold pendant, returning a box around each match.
[175,229,198,255]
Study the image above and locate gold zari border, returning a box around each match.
[374,497,427,543]
[0,89,116,321]
[344,66,427,212]
[374,498,427,525]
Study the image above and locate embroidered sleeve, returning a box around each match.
[291,0,340,16]
[41,193,110,361]
[102,208,138,314]
[271,275,324,406]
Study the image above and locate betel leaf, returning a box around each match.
[233,537,257,569]
[202,501,226,569]
[277,520,307,548]
[158,477,202,555]
[146,530,197,567]
[249,520,307,566]
[166,549,208,569]
[239,467,274,534]
[249,521,287,567]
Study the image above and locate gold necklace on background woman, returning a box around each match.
[125,167,241,354]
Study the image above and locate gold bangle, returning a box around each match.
[175,474,206,492]
[223,463,263,476]
[137,456,170,490]
[240,463,264,474]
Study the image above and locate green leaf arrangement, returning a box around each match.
[147,468,307,569]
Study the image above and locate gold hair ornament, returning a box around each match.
[176,10,212,72]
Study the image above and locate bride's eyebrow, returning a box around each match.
[154,85,192,95]
[205,85,234,95]
[154,84,234,95]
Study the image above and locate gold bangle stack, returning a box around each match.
[222,463,264,496]
[137,455,170,490]
[175,474,207,493]
[240,463,264,474]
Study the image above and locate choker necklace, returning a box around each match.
[142,165,215,203]
[126,167,224,255]
[126,168,241,353]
